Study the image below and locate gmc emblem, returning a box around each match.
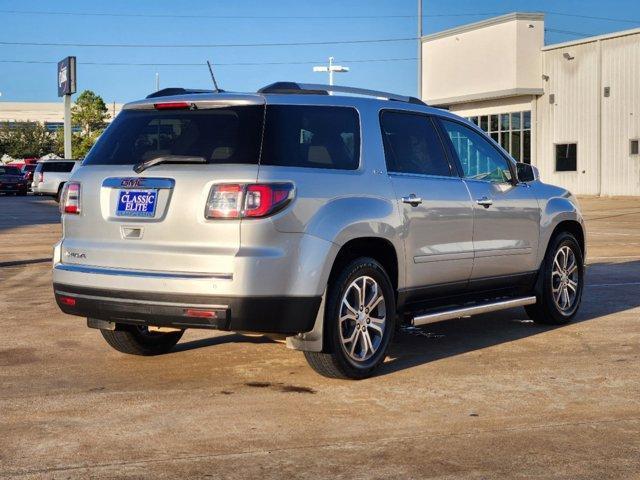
[121,178,143,188]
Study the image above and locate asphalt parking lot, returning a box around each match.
[1,194,639,479]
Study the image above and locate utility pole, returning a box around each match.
[417,0,423,99]
[155,72,160,91]
[313,57,349,91]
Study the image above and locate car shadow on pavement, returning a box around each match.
[377,260,640,377]
[172,332,277,353]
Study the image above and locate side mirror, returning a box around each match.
[516,163,538,183]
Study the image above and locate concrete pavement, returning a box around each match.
[0,195,639,479]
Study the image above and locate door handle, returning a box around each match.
[476,196,493,208]
[402,194,423,207]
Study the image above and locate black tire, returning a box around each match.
[526,232,584,325]
[100,325,184,355]
[304,257,396,379]
[55,184,65,203]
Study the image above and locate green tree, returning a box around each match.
[52,128,102,159]
[72,90,109,134]
[0,122,54,158]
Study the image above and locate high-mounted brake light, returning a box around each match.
[205,183,294,219]
[60,181,81,215]
[153,101,192,110]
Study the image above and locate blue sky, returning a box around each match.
[1,0,640,103]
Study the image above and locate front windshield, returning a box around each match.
[0,167,22,175]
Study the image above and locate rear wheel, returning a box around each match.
[526,232,584,325]
[55,184,65,203]
[100,325,184,355]
[304,257,396,379]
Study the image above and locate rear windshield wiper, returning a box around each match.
[133,155,206,174]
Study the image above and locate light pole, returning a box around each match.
[417,0,423,99]
[313,57,349,89]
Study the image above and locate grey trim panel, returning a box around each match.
[54,289,229,309]
[55,263,233,280]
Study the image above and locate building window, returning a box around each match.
[467,111,531,163]
[630,139,639,155]
[555,143,577,171]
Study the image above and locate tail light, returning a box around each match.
[60,182,81,214]
[205,183,294,219]
[34,171,43,183]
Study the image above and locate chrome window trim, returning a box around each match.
[102,177,176,189]
[388,172,462,181]
[55,263,232,280]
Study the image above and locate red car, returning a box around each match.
[21,164,37,187]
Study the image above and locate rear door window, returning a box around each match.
[83,106,264,166]
[261,105,360,170]
[380,111,452,176]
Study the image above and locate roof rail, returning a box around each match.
[258,82,426,106]
[146,87,218,99]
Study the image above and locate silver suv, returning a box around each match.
[53,83,585,379]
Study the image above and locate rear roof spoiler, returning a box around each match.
[146,87,220,99]
[258,82,427,106]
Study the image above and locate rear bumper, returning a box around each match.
[54,283,320,335]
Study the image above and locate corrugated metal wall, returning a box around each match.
[537,42,601,195]
[601,35,640,196]
[537,33,640,196]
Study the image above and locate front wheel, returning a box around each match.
[100,325,184,355]
[526,232,584,325]
[304,257,396,379]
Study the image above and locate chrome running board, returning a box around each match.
[412,296,537,327]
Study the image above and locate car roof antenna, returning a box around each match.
[207,60,222,93]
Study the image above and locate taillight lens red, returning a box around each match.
[60,182,81,215]
[205,183,294,219]
[35,171,43,183]
[58,295,77,306]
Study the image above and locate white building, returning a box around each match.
[0,101,122,132]
[422,12,640,196]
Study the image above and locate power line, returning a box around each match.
[0,57,417,67]
[546,11,640,25]
[0,37,417,48]
[0,9,506,19]
[4,8,640,25]
[546,28,596,38]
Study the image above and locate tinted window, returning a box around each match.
[555,144,577,171]
[84,107,264,166]
[440,119,513,184]
[42,162,75,173]
[0,167,21,175]
[380,111,451,176]
[261,105,359,170]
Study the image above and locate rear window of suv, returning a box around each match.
[35,162,75,173]
[83,104,360,170]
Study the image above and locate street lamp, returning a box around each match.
[313,57,349,89]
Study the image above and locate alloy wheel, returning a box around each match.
[339,275,386,362]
